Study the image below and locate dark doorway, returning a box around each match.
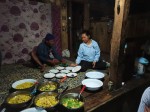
[67,1,84,59]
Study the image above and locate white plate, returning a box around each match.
[56,73,66,78]
[12,79,37,89]
[49,69,59,73]
[60,70,70,74]
[21,107,47,112]
[56,66,64,70]
[67,73,77,77]
[44,73,55,78]
[85,71,105,79]
[82,79,103,91]
[72,66,81,72]
[65,67,74,71]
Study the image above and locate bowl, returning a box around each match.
[82,79,103,91]
[49,69,59,74]
[12,79,37,91]
[60,70,70,74]
[5,91,33,109]
[60,93,84,112]
[21,107,47,112]
[34,92,59,112]
[72,66,81,73]
[56,73,67,78]
[67,73,77,78]
[85,71,105,80]
[56,66,65,70]
[44,73,55,79]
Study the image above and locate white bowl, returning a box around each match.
[72,66,81,72]
[49,69,59,73]
[65,67,74,71]
[12,79,37,89]
[21,107,47,112]
[82,79,103,91]
[56,66,64,70]
[60,70,70,74]
[44,73,55,78]
[67,73,77,77]
[85,71,105,79]
[56,73,66,78]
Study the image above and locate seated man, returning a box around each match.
[31,33,65,72]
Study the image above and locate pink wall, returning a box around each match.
[0,0,53,64]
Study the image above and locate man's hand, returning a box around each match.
[92,62,96,68]
[53,59,60,64]
[70,63,77,67]
[61,59,66,64]
[48,59,60,65]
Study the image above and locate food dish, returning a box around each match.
[67,73,77,77]
[56,73,67,78]
[85,71,105,79]
[60,70,70,74]
[44,73,55,79]
[21,107,47,112]
[56,66,64,70]
[65,67,74,71]
[49,69,59,74]
[12,79,37,89]
[72,66,81,72]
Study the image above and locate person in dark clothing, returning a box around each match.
[31,33,65,72]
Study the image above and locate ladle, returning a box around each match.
[78,85,86,100]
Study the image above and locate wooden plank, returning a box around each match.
[110,0,131,89]
[65,73,150,112]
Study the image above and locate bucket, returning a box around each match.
[135,57,149,75]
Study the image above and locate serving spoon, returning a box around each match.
[77,85,86,100]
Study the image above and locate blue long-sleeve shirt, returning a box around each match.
[138,87,150,112]
[76,40,100,64]
[36,42,62,63]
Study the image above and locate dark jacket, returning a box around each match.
[36,41,62,63]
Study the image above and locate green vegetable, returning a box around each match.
[61,97,83,109]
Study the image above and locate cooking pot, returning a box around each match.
[34,92,59,112]
[5,91,33,109]
[59,93,84,112]
[37,80,59,93]
[11,79,37,92]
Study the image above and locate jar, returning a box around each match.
[108,81,114,91]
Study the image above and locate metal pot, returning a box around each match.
[11,79,37,92]
[5,91,33,109]
[37,80,59,93]
[34,92,59,112]
[59,93,84,112]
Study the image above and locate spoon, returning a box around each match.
[78,85,86,100]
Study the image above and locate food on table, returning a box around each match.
[39,83,57,91]
[61,97,84,109]
[35,94,58,108]
[15,82,34,89]
[8,94,31,104]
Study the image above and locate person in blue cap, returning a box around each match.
[31,33,65,72]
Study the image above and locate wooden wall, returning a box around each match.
[90,21,112,54]
[126,12,150,38]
